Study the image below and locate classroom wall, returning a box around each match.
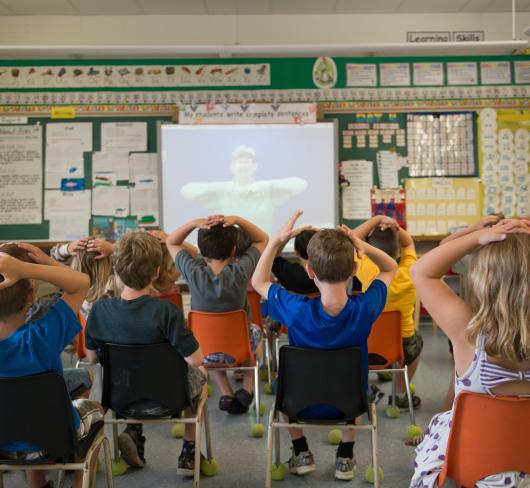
[0,13,530,47]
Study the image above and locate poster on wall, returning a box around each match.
[0,125,42,224]
[346,64,377,87]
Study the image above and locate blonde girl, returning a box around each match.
[409,219,529,488]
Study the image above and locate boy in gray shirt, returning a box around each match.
[167,215,268,415]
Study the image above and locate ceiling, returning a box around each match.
[0,0,529,15]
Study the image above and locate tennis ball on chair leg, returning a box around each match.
[364,464,384,483]
[111,458,128,476]
[271,462,287,481]
[200,457,219,476]
[207,384,213,397]
[259,368,269,381]
[385,405,401,419]
[251,423,265,438]
[250,402,266,415]
[407,424,424,440]
[327,429,342,445]
[171,422,185,438]
[264,383,273,395]
[409,383,416,395]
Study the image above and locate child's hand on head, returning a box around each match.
[17,243,54,266]
[476,221,523,245]
[338,225,365,258]
[0,252,24,289]
[86,239,115,260]
[148,229,168,243]
[67,238,88,255]
[379,216,398,230]
[272,210,304,244]
[472,214,503,230]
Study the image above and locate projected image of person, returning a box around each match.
[180,145,308,233]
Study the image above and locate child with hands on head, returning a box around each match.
[0,242,104,488]
[409,219,530,488]
[252,211,397,481]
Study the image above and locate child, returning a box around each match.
[353,215,422,408]
[252,211,397,480]
[409,220,529,487]
[166,215,268,415]
[0,242,103,488]
[85,231,207,476]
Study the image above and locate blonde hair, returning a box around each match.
[71,247,116,303]
[113,231,162,290]
[466,233,530,363]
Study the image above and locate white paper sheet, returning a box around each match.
[129,153,159,188]
[92,186,130,217]
[46,122,92,151]
[49,213,89,241]
[377,151,399,188]
[480,61,511,85]
[44,190,91,220]
[93,151,130,181]
[130,188,159,225]
[101,122,147,152]
[447,62,478,85]
[379,63,411,86]
[341,160,373,220]
[413,62,444,86]
[0,125,42,224]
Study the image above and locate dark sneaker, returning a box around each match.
[287,449,316,476]
[177,446,204,477]
[389,394,421,410]
[368,385,384,404]
[335,455,356,480]
[118,425,146,468]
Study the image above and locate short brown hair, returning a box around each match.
[307,229,355,283]
[197,224,238,260]
[0,243,34,320]
[367,227,399,259]
[294,229,318,260]
[113,231,162,290]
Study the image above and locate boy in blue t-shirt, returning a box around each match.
[252,211,397,481]
[0,242,100,488]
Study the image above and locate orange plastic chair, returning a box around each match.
[438,392,530,487]
[367,311,415,424]
[159,290,184,310]
[188,310,263,431]
[76,313,87,361]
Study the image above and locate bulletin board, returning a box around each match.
[0,115,171,242]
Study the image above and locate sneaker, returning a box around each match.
[118,426,146,468]
[389,394,421,410]
[177,445,204,477]
[287,449,316,476]
[335,456,356,481]
[368,385,384,404]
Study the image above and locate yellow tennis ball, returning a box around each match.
[251,423,265,438]
[385,405,401,419]
[200,457,219,476]
[171,422,185,438]
[271,462,287,480]
[409,383,416,395]
[111,458,128,476]
[207,384,213,397]
[264,383,273,395]
[327,429,342,445]
[364,464,384,483]
[407,424,424,440]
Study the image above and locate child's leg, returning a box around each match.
[396,333,423,396]
[26,470,46,488]
[210,370,234,397]
[396,355,420,394]
[281,413,315,475]
[241,325,264,394]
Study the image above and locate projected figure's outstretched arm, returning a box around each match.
[180,181,229,208]
[267,177,308,206]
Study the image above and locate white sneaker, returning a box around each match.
[287,449,316,476]
[334,455,356,480]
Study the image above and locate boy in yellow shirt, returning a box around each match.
[353,215,422,409]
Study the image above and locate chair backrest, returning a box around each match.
[160,291,183,310]
[188,310,252,365]
[276,346,367,423]
[0,373,79,462]
[76,313,87,359]
[101,343,189,417]
[438,391,530,487]
[367,311,403,367]
[247,290,263,328]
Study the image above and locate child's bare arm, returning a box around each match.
[252,211,304,298]
[440,215,502,245]
[221,215,269,254]
[351,215,384,240]
[0,247,89,315]
[85,349,98,365]
[166,218,209,260]
[340,225,397,287]
[184,347,205,368]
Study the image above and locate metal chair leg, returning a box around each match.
[193,417,201,488]
[111,412,120,461]
[264,338,272,385]
[371,403,380,488]
[403,365,416,425]
[391,362,397,408]
[203,403,213,461]
[57,467,66,488]
[265,423,274,488]
[254,362,261,425]
[102,437,114,488]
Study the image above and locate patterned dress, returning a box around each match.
[410,335,529,488]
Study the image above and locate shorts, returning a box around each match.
[204,323,262,365]
[402,332,423,366]
[0,399,103,461]
[120,366,207,417]
[63,368,93,399]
